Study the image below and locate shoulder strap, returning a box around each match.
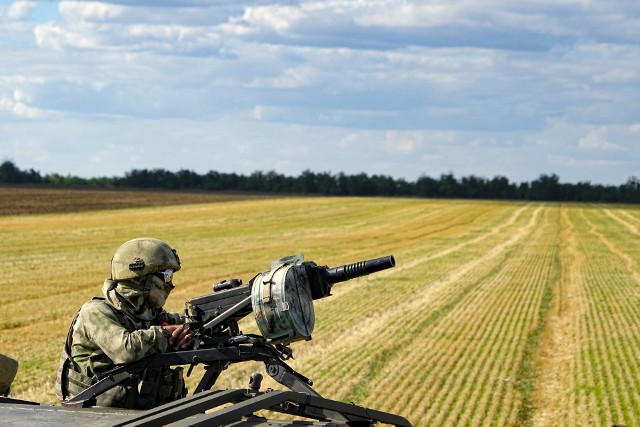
[55,304,88,401]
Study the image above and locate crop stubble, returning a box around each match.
[1,187,640,426]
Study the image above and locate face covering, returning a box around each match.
[147,274,173,309]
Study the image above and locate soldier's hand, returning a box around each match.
[163,324,195,350]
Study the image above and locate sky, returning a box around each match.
[0,1,639,185]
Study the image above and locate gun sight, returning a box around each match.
[213,278,242,292]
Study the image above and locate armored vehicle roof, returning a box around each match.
[1,388,411,427]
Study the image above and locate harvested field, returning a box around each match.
[2,188,640,426]
[0,185,272,215]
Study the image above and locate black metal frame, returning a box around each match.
[61,338,316,408]
[110,388,412,427]
[61,339,411,426]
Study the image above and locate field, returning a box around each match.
[1,187,640,426]
[0,185,273,215]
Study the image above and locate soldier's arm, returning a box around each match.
[78,302,170,364]
[156,310,183,325]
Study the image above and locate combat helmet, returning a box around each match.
[110,237,181,281]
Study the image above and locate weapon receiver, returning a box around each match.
[186,254,395,347]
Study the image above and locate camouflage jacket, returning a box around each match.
[70,278,183,379]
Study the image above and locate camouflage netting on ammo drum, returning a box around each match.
[251,255,316,345]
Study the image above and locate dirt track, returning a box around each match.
[0,185,271,215]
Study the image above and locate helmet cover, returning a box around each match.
[110,237,181,281]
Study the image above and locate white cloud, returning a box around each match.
[252,105,266,121]
[34,22,98,50]
[12,103,39,118]
[241,5,304,33]
[58,1,125,21]
[2,0,640,185]
[251,105,289,121]
[0,93,41,119]
[578,128,619,150]
[340,132,367,149]
[248,66,317,89]
[13,89,30,103]
[356,2,458,28]
[384,131,424,154]
[6,0,36,20]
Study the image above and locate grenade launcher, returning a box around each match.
[62,255,410,426]
[186,254,396,347]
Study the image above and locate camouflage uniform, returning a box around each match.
[56,238,187,409]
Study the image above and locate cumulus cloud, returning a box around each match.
[58,1,125,21]
[35,22,100,50]
[0,97,40,118]
[0,87,41,119]
[33,1,226,54]
[2,0,37,20]
[384,131,424,154]
[578,128,619,151]
[240,4,304,33]
[2,0,640,184]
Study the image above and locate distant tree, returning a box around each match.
[0,161,22,183]
[415,174,438,197]
[315,172,339,195]
[438,173,460,198]
[0,160,42,184]
[620,176,640,203]
[45,174,88,186]
[299,170,319,194]
[488,176,516,199]
[529,174,561,201]
[176,169,202,189]
[461,175,487,198]
[3,160,640,204]
[370,174,398,196]
[348,173,377,196]
[335,173,350,195]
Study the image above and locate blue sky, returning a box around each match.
[1,0,638,185]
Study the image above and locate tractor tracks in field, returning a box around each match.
[371,204,541,337]
[599,209,640,285]
[604,209,640,235]
[309,204,545,406]
[375,204,546,422]
[394,203,538,281]
[534,207,640,426]
[531,206,586,426]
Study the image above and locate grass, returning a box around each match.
[2,188,640,426]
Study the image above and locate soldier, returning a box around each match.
[56,237,194,409]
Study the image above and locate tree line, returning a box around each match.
[1,160,639,203]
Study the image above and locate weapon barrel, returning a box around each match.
[325,255,395,284]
